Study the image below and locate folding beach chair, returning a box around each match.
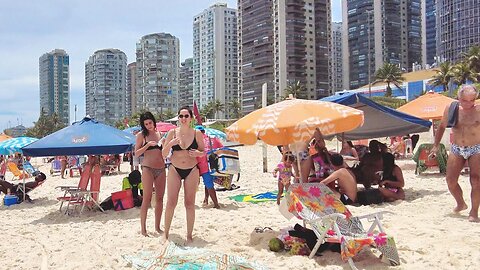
[6,162,28,180]
[22,161,39,176]
[286,183,400,270]
[15,179,46,202]
[412,143,447,175]
[56,164,91,214]
[50,159,62,176]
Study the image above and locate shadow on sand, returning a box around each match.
[30,206,141,225]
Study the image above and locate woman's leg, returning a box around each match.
[300,156,313,183]
[183,167,200,244]
[153,170,166,233]
[378,187,405,201]
[277,181,284,205]
[140,168,154,236]
[162,168,182,242]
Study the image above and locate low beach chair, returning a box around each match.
[50,159,62,176]
[412,143,447,175]
[56,164,91,214]
[286,183,400,269]
[16,179,46,202]
[7,162,28,180]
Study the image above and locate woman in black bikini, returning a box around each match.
[162,106,204,244]
[135,112,166,236]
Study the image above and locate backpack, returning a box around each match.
[446,101,459,128]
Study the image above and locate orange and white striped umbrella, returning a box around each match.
[397,91,455,120]
[226,99,364,145]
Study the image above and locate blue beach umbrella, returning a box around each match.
[0,137,38,155]
[195,126,226,140]
[22,117,135,157]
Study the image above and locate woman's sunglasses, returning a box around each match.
[178,114,190,119]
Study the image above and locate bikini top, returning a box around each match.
[171,130,198,151]
[143,134,163,151]
[312,155,334,177]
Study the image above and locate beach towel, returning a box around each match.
[122,242,268,270]
[229,192,278,203]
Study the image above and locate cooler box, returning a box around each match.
[111,189,134,211]
[4,195,19,206]
[208,147,240,175]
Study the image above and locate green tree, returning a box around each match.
[452,61,478,85]
[284,81,307,99]
[371,96,406,109]
[372,63,405,97]
[200,102,214,120]
[26,110,66,138]
[429,62,454,94]
[462,45,480,80]
[227,98,242,119]
[210,99,225,119]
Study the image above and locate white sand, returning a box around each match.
[2,144,480,270]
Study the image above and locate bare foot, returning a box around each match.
[141,231,150,237]
[160,235,169,244]
[201,201,208,207]
[213,204,221,209]
[453,204,468,213]
[468,215,480,222]
[155,228,164,234]
[185,236,194,245]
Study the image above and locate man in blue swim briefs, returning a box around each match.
[431,84,480,222]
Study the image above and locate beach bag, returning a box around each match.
[447,101,459,128]
[208,147,240,176]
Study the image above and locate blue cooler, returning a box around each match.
[4,195,19,206]
[208,147,240,176]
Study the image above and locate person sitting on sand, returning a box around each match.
[122,169,143,206]
[309,143,334,183]
[273,153,295,205]
[357,140,385,188]
[378,153,405,201]
[340,140,359,161]
[0,172,47,202]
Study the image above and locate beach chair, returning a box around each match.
[286,183,400,269]
[60,165,104,215]
[15,179,46,202]
[56,164,91,214]
[412,143,447,175]
[22,161,38,176]
[50,159,62,176]
[6,162,28,180]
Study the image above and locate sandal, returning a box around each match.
[254,226,273,233]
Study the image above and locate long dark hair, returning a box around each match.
[382,152,395,178]
[178,106,193,118]
[139,111,156,137]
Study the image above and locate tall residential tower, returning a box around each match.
[39,49,70,125]
[135,33,180,114]
[85,49,127,125]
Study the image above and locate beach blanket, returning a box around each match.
[122,242,268,270]
[228,192,278,203]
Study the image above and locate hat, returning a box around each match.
[195,125,206,132]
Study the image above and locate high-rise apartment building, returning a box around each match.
[126,62,136,116]
[193,3,238,119]
[422,0,437,66]
[238,0,331,114]
[331,21,343,91]
[39,49,70,125]
[85,49,127,125]
[342,0,422,90]
[135,33,180,115]
[437,0,480,64]
[179,58,194,109]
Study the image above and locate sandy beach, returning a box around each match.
[2,143,480,269]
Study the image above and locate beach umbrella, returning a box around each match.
[225,99,364,146]
[0,137,38,155]
[397,91,455,120]
[203,128,227,140]
[0,133,12,142]
[22,117,135,157]
[156,122,177,133]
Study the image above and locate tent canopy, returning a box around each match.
[22,117,135,157]
[321,93,431,140]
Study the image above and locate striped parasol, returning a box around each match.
[204,128,227,140]
[0,137,38,155]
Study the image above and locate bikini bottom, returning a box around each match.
[172,165,197,180]
[142,166,165,179]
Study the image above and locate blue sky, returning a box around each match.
[0,0,342,131]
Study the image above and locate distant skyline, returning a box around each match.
[0,0,342,131]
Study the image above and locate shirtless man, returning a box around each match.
[431,85,480,222]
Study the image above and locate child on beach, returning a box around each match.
[273,153,295,205]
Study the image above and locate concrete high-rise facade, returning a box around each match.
[126,62,136,116]
[331,21,343,91]
[85,49,127,125]
[179,58,194,109]
[193,3,238,118]
[238,0,331,114]
[39,49,70,125]
[422,0,437,66]
[135,33,180,115]
[437,0,480,64]
[342,0,422,90]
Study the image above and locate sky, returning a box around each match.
[0,0,342,131]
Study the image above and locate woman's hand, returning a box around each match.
[379,180,390,187]
[169,137,180,147]
[146,141,157,147]
[188,149,203,157]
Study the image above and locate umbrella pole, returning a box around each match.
[21,154,25,202]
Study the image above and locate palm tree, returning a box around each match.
[451,61,478,85]
[211,99,225,119]
[284,81,307,99]
[429,62,453,93]
[372,63,405,97]
[462,45,480,79]
[227,99,242,119]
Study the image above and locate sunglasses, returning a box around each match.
[178,114,190,119]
